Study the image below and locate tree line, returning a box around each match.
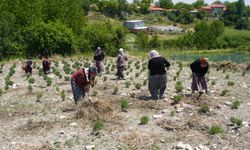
[0,0,127,60]
[135,20,250,50]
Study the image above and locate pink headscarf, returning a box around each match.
[149,50,160,58]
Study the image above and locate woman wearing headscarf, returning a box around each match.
[116,48,128,80]
[71,66,98,104]
[148,50,170,100]
[190,57,209,94]
[94,47,105,73]
[22,58,33,74]
[42,56,51,74]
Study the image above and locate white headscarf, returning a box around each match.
[119,48,124,55]
[149,50,160,58]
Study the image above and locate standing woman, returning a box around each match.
[148,50,170,100]
[190,57,209,95]
[94,47,105,74]
[42,56,51,74]
[116,48,128,80]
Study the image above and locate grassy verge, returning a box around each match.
[127,48,250,63]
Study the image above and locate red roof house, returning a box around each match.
[202,4,226,14]
[148,6,165,14]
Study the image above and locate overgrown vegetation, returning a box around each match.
[140,116,149,125]
[92,120,104,134]
[231,100,241,109]
[120,98,129,111]
[230,116,243,127]
[208,125,224,134]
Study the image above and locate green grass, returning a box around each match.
[140,116,149,125]
[199,104,210,113]
[172,95,182,104]
[127,48,250,63]
[208,125,224,135]
[230,116,243,127]
[120,99,129,111]
[224,28,250,37]
[231,100,240,109]
[92,120,104,133]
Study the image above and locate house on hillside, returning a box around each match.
[148,6,165,15]
[201,4,226,15]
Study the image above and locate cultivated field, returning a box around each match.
[0,57,250,150]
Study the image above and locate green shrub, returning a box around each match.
[208,125,224,134]
[64,76,70,81]
[61,90,66,101]
[5,79,13,86]
[125,81,131,88]
[24,21,76,56]
[220,89,229,96]
[130,93,135,98]
[103,76,107,81]
[143,80,147,86]
[135,83,142,89]
[92,120,104,133]
[172,95,182,104]
[5,85,9,90]
[231,100,240,109]
[211,80,216,86]
[140,116,149,125]
[63,65,71,74]
[0,89,3,97]
[175,81,183,93]
[121,99,129,111]
[135,72,140,77]
[225,74,229,79]
[199,104,210,113]
[227,81,235,86]
[46,77,52,86]
[28,84,33,92]
[230,116,243,127]
[28,78,35,84]
[38,68,43,76]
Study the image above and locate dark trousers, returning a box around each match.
[148,74,167,99]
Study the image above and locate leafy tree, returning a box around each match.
[117,0,129,19]
[246,6,250,17]
[44,0,85,35]
[196,10,207,20]
[210,20,224,37]
[82,0,91,15]
[79,21,127,56]
[192,0,205,9]
[237,0,245,17]
[140,0,150,14]
[175,2,193,10]
[235,17,250,30]
[24,21,76,56]
[149,34,160,48]
[176,11,194,24]
[135,31,148,49]
[159,0,174,9]
[213,1,222,4]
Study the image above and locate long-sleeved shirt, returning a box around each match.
[148,56,170,76]
[190,59,209,76]
[117,54,128,67]
[94,52,105,61]
[72,68,90,90]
